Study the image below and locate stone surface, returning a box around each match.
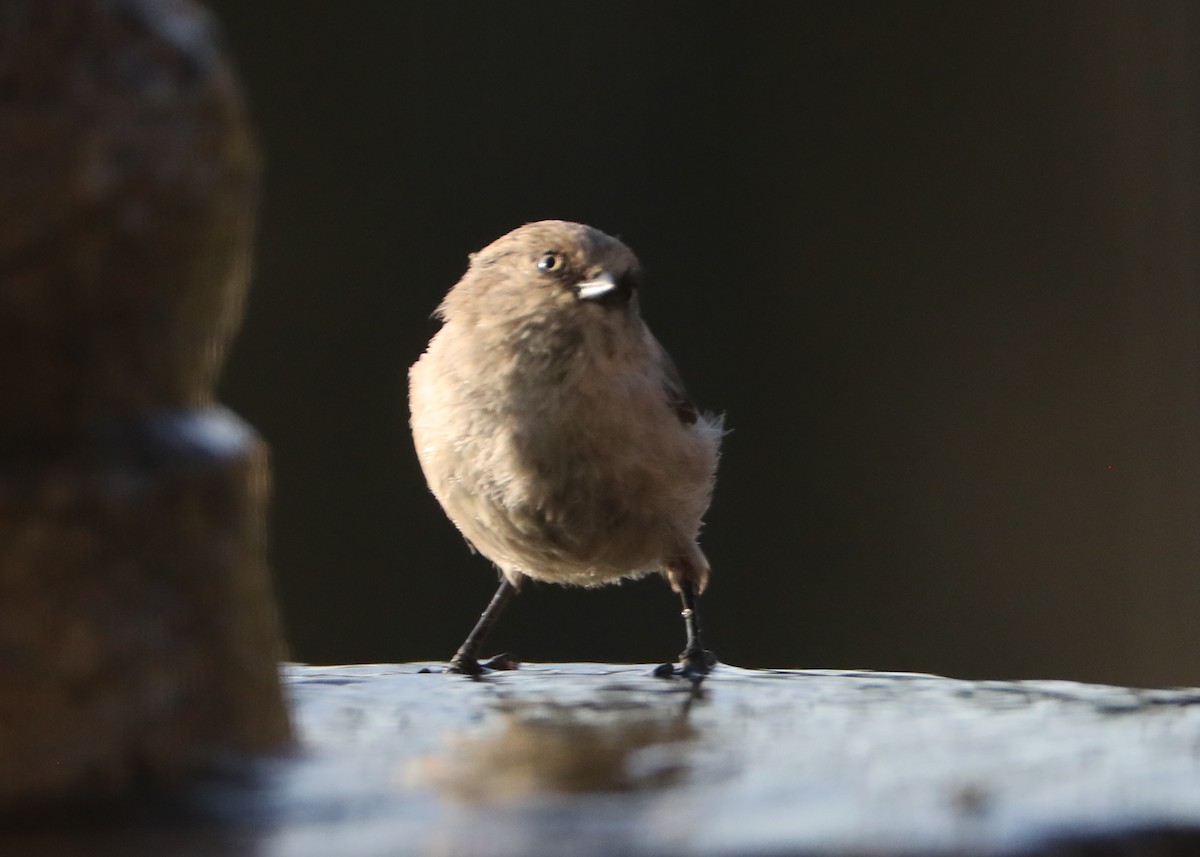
[6,663,1200,855]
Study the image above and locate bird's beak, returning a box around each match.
[575,271,619,302]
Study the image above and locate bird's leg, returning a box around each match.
[678,579,716,678]
[447,577,520,675]
[655,579,717,681]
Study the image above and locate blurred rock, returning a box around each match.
[0,0,290,809]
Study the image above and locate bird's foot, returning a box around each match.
[443,652,521,675]
[653,648,717,682]
[481,652,521,671]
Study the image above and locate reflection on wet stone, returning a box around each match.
[416,696,696,801]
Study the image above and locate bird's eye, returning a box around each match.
[537,252,562,272]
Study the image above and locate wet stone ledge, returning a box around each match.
[8,662,1200,856]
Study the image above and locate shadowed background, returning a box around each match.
[207,1,1200,687]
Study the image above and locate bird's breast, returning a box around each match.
[410,318,717,583]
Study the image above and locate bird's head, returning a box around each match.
[438,220,644,325]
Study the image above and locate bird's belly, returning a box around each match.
[432,425,711,586]
[444,465,671,586]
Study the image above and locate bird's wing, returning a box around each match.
[657,341,699,426]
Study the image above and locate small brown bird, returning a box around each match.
[409,221,722,679]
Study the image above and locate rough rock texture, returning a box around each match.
[0,0,291,808]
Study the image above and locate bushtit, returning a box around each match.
[409,221,722,679]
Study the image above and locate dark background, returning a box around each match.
[206,2,1200,687]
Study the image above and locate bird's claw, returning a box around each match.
[653,648,717,682]
[445,652,520,675]
[482,652,521,671]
